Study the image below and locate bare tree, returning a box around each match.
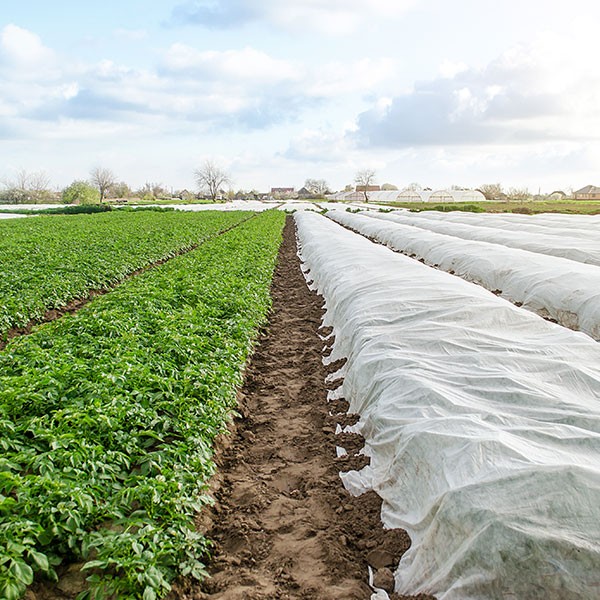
[478,183,504,201]
[90,167,116,203]
[136,182,169,200]
[110,181,132,199]
[14,168,31,192]
[354,169,376,202]
[1,168,52,203]
[507,186,530,203]
[194,160,231,202]
[303,178,330,197]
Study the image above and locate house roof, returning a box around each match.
[574,185,600,194]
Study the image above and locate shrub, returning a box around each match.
[42,204,112,215]
[62,181,101,205]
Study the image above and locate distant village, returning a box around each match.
[1,165,599,205]
[241,184,600,204]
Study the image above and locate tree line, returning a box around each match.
[0,164,571,205]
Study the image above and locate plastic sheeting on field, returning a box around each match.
[365,210,600,267]
[327,210,600,340]
[295,211,600,600]
[158,200,274,212]
[0,213,27,219]
[411,210,600,238]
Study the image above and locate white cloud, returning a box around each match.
[0,24,55,67]
[439,59,468,79]
[171,0,418,34]
[0,22,396,144]
[355,27,600,147]
[162,44,301,84]
[284,128,350,162]
[306,57,397,97]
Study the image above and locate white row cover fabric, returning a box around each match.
[295,211,600,600]
[327,210,600,340]
[366,210,600,267]
[0,203,60,211]
[410,210,600,241]
[159,200,273,212]
[0,213,26,219]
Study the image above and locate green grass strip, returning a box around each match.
[0,210,285,600]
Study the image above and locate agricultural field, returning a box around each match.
[0,210,285,599]
[328,209,600,339]
[295,210,600,599]
[2,204,600,600]
[0,210,254,339]
[381,199,600,215]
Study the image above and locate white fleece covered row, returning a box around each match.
[409,210,600,239]
[295,211,600,600]
[362,210,600,267]
[410,210,600,231]
[327,210,600,340]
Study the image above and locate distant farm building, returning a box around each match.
[548,190,567,200]
[574,185,600,200]
[297,186,316,199]
[429,189,486,203]
[327,187,487,203]
[366,190,409,202]
[327,191,364,202]
[396,189,432,202]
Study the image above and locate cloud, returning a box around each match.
[28,89,146,121]
[0,25,328,139]
[354,32,600,147]
[170,0,417,34]
[305,57,396,97]
[283,129,350,162]
[223,96,320,130]
[0,24,54,66]
[161,44,300,85]
[0,24,57,79]
[170,0,260,28]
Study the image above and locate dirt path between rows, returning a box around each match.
[172,216,434,600]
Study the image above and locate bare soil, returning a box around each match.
[171,217,434,600]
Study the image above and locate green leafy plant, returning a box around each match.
[0,210,253,338]
[0,210,285,598]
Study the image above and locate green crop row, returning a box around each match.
[0,210,253,338]
[0,210,286,599]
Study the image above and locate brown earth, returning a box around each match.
[170,216,434,600]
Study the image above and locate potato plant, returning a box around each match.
[0,210,253,338]
[0,210,285,599]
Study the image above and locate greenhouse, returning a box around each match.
[396,189,433,202]
[428,189,487,203]
[326,188,487,203]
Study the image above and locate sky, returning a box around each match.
[1,0,600,193]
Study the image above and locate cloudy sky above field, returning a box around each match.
[1,0,600,193]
